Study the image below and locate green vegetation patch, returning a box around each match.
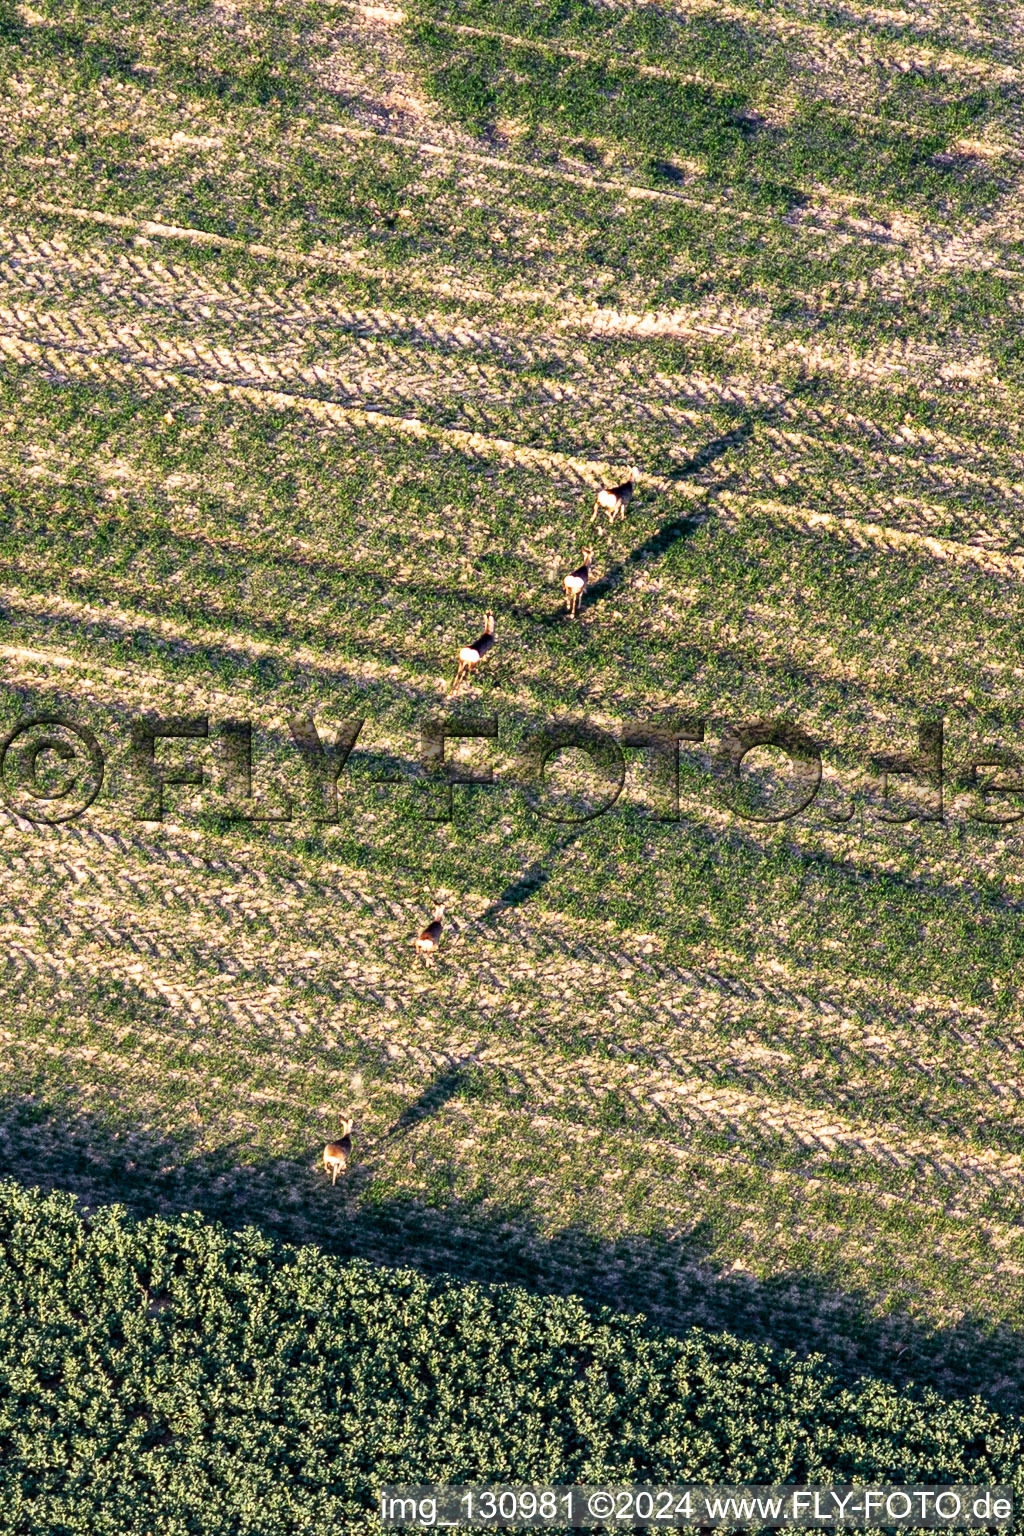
[0,1183,1021,1535]
[403,6,1007,213]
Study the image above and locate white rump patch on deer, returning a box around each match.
[323,1117,353,1184]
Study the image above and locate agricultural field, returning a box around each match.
[2,0,1024,1428]
[3,1185,1023,1534]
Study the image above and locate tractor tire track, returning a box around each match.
[5,918,1023,1202]
[4,830,1024,1160]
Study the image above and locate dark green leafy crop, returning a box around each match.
[0,1184,1021,1534]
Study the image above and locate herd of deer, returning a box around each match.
[323,470,638,1184]
[447,468,637,697]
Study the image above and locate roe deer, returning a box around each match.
[563,548,594,618]
[323,1117,353,1184]
[591,468,639,528]
[414,904,445,966]
[449,611,495,696]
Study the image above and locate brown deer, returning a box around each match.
[590,468,639,528]
[414,905,445,966]
[563,548,594,617]
[448,612,495,696]
[323,1117,353,1184]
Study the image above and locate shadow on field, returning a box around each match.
[573,376,824,616]
[669,420,756,478]
[2,1090,1022,1420]
[476,831,582,921]
[534,419,757,627]
[556,409,781,619]
[385,1067,468,1137]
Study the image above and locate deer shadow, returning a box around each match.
[545,422,755,621]
[580,489,727,612]
[667,418,755,479]
[385,1067,469,1138]
[563,374,824,618]
[476,831,582,923]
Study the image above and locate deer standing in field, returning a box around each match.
[414,904,444,966]
[590,468,639,529]
[448,611,495,696]
[323,1117,353,1184]
[563,548,594,618]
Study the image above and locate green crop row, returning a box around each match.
[408,0,1012,79]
